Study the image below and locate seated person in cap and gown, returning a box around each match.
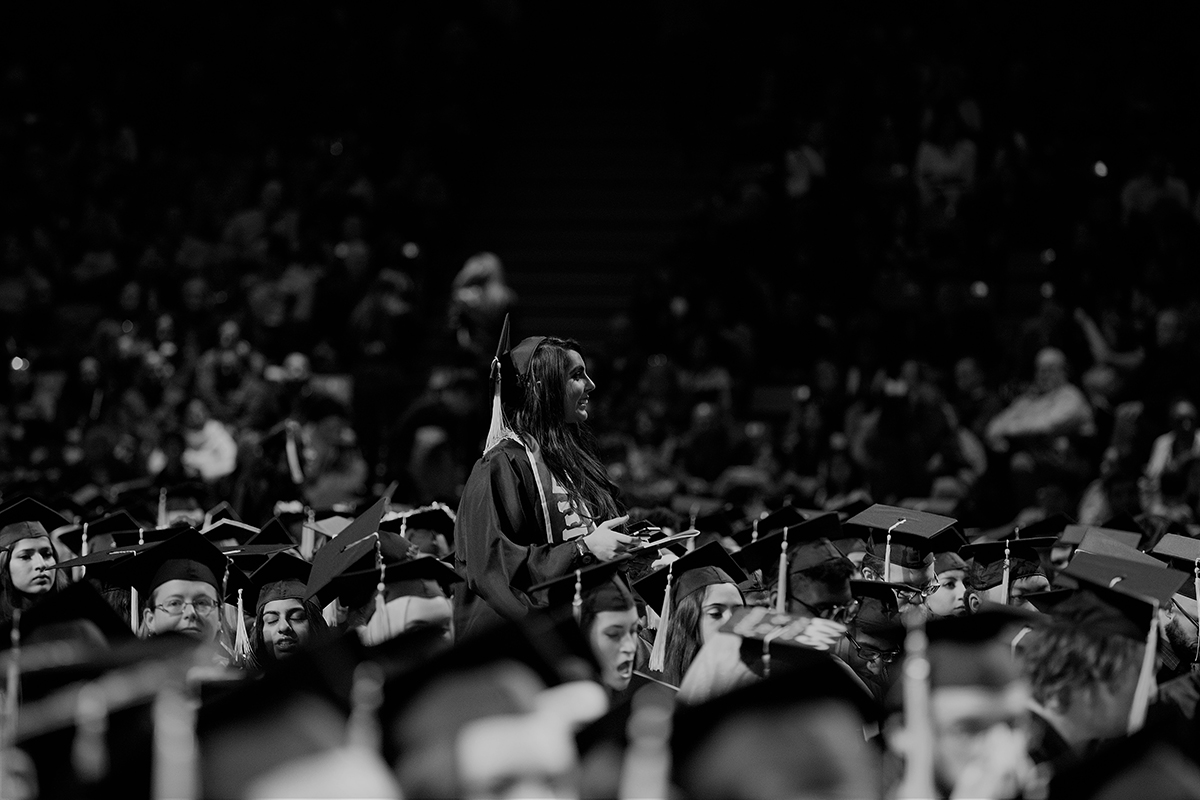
[631,542,747,688]
[341,557,460,647]
[0,521,64,626]
[675,519,863,705]
[249,554,330,668]
[883,610,1038,800]
[926,550,970,618]
[454,329,634,638]
[861,544,938,617]
[842,580,905,707]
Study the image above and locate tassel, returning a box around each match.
[483,357,510,454]
[285,421,305,484]
[220,560,233,652]
[648,564,674,671]
[1000,540,1012,604]
[373,538,390,643]
[775,526,790,614]
[750,518,759,545]
[79,521,89,581]
[1194,562,1200,665]
[884,533,893,584]
[301,507,315,561]
[131,528,144,633]
[72,683,109,784]
[572,569,583,624]
[323,600,339,628]
[158,489,168,528]
[233,588,251,666]
[1127,601,1158,734]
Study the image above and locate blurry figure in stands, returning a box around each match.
[915,104,977,233]
[1141,398,1200,519]
[987,348,1095,511]
[950,356,1004,443]
[302,415,368,508]
[181,398,238,486]
[1120,152,1190,226]
[448,251,516,357]
[675,402,737,494]
[194,319,267,425]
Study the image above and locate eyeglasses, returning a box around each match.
[895,583,940,603]
[846,633,900,665]
[155,597,219,616]
[801,598,860,624]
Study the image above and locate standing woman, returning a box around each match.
[454,319,634,637]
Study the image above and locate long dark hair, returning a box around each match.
[0,542,65,625]
[510,337,621,523]
[249,599,331,670]
[662,590,704,686]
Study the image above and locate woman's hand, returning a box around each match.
[582,515,634,562]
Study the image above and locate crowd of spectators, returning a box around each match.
[4,5,1200,537]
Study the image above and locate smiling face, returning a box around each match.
[8,537,56,595]
[261,598,311,660]
[588,607,640,693]
[561,349,596,425]
[698,583,744,644]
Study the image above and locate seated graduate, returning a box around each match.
[632,542,747,687]
[843,579,906,706]
[530,557,643,700]
[247,553,329,667]
[959,537,1056,613]
[305,497,461,646]
[884,607,1038,800]
[1018,554,1186,773]
[0,498,73,625]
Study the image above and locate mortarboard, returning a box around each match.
[1008,512,1073,541]
[218,543,296,574]
[1149,534,1200,605]
[846,504,956,583]
[108,528,253,603]
[849,580,905,649]
[530,557,636,624]
[960,537,1057,595]
[54,510,143,556]
[52,543,161,584]
[323,554,463,615]
[692,505,743,539]
[2,580,134,654]
[0,498,71,549]
[730,512,848,616]
[248,554,312,616]
[303,497,396,607]
[633,542,747,669]
[1057,552,1186,608]
[730,506,807,549]
[201,519,260,548]
[916,606,1032,692]
[1021,589,1075,614]
[483,314,548,453]
[202,501,241,530]
[717,605,848,678]
[246,517,295,548]
[1075,529,1165,568]
[849,580,906,613]
[1048,566,1176,734]
[110,525,188,549]
[823,491,873,520]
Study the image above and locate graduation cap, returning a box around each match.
[1150,533,1200,574]
[731,513,848,615]
[692,505,743,538]
[823,491,873,520]
[716,605,851,681]
[850,580,905,649]
[960,537,1057,596]
[110,525,187,549]
[632,543,747,670]
[530,557,636,625]
[1009,513,1073,541]
[246,517,295,548]
[0,498,71,549]
[483,313,549,453]
[218,543,296,574]
[202,501,241,530]
[1022,589,1075,614]
[1057,552,1186,608]
[380,504,456,555]
[1075,529,1165,568]
[107,528,255,659]
[303,497,393,606]
[730,506,808,548]
[918,607,1032,692]
[201,519,260,548]
[52,543,160,580]
[248,554,312,616]
[846,504,956,583]
[55,510,143,557]
[1048,564,1181,734]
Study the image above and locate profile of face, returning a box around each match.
[144,579,221,641]
[928,684,1030,794]
[261,599,311,660]
[926,569,968,618]
[561,349,596,425]
[8,538,56,595]
[588,607,640,693]
[698,583,744,644]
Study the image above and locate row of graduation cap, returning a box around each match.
[1,488,1199,796]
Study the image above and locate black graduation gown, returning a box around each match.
[452,438,591,639]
